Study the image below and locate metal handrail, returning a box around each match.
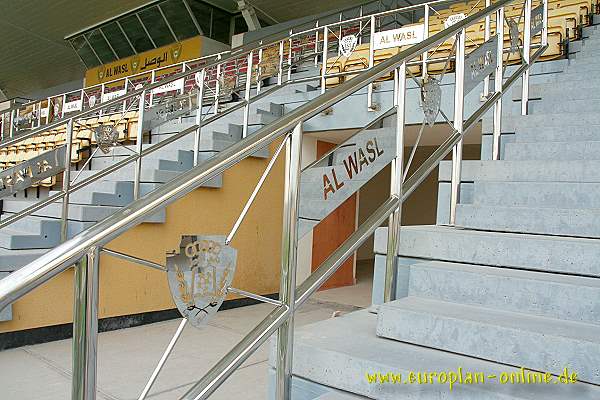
[0,78,295,231]
[0,0,471,147]
[0,0,512,323]
[0,0,384,135]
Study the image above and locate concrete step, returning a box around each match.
[374,225,600,276]
[514,125,600,143]
[377,297,600,385]
[483,112,600,133]
[456,204,600,238]
[0,248,47,272]
[439,159,600,183]
[0,227,58,250]
[284,310,600,399]
[1,199,120,221]
[407,260,600,325]
[315,391,367,399]
[49,181,135,206]
[504,140,600,161]
[529,98,600,114]
[1,199,165,224]
[523,82,600,101]
[470,181,600,209]
[66,162,222,186]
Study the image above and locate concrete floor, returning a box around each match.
[0,261,374,400]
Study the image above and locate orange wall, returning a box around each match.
[0,141,284,333]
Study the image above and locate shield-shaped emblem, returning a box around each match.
[88,95,97,108]
[166,235,237,328]
[131,56,141,73]
[421,77,442,126]
[97,68,105,82]
[170,43,183,61]
[339,35,358,57]
[507,18,520,54]
[95,125,119,154]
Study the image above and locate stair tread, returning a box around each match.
[286,310,600,399]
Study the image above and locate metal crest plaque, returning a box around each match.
[421,77,441,126]
[143,92,194,131]
[0,146,66,198]
[530,4,544,36]
[464,36,498,95]
[508,18,520,54]
[298,126,395,238]
[166,235,237,328]
[339,35,358,57]
[95,125,120,154]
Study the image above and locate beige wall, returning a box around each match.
[0,141,285,333]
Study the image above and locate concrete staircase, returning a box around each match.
[273,22,600,400]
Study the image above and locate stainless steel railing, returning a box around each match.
[0,0,549,398]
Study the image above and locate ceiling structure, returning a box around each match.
[0,0,422,99]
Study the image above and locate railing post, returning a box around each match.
[367,15,376,108]
[422,5,430,79]
[278,40,285,85]
[257,48,263,94]
[450,28,466,225]
[61,119,74,242]
[521,0,532,115]
[483,0,492,97]
[384,62,406,303]
[214,62,222,116]
[275,122,303,400]
[314,22,320,66]
[542,0,548,46]
[492,6,505,161]
[72,246,100,400]
[9,109,15,138]
[321,27,328,94]
[243,51,254,138]
[194,70,205,167]
[134,90,146,200]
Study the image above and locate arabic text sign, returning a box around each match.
[373,24,425,50]
[531,4,544,36]
[0,146,66,197]
[464,37,498,95]
[152,78,185,95]
[298,127,396,238]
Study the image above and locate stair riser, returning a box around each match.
[504,141,600,161]
[408,262,600,325]
[440,159,600,183]
[528,99,600,114]
[375,227,600,276]
[456,204,600,238]
[514,126,600,143]
[377,307,600,385]
[471,182,600,209]
[0,221,92,250]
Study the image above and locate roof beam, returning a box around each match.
[182,0,204,35]
[237,0,261,31]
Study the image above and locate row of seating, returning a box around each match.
[0,112,139,171]
[322,0,592,87]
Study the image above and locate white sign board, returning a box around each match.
[102,89,126,103]
[444,13,466,28]
[152,78,185,95]
[373,24,425,50]
[40,108,49,118]
[63,100,82,113]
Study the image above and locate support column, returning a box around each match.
[275,123,303,399]
[72,246,100,400]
